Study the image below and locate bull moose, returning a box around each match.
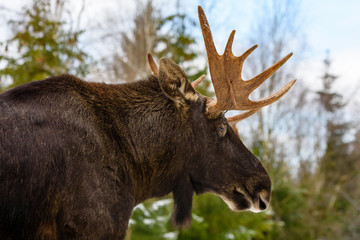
[0,6,295,239]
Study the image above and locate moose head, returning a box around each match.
[147,6,295,227]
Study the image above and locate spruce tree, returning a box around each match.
[0,0,89,91]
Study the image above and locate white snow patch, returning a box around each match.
[143,218,156,225]
[225,233,235,239]
[151,199,172,211]
[192,213,204,223]
[163,232,178,240]
[133,203,150,217]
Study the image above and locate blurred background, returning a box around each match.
[0,0,359,239]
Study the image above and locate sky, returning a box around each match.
[1,0,359,106]
[298,0,360,99]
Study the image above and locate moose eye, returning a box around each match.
[217,124,227,137]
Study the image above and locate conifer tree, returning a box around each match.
[311,52,357,239]
[0,0,89,91]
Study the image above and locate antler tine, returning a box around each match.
[224,30,236,57]
[198,6,220,60]
[245,53,293,92]
[227,78,296,123]
[235,44,258,66]
[147,53,159,77]
[227,108,260,123]
[191,75,206,89]
[248,79,296,107]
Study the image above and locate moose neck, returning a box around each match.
[87,77,194,203]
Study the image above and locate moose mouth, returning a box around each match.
[190,176,269,212]
[219,187,251,212]
[221,186,269,212]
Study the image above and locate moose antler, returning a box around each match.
[147,53,159,78]
[198,6,296,121]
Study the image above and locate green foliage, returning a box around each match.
[127,199,175,240]
[251,138,310,240]
[181,194,282,240]
[269,177,309,240]
[0,0,89,91]
[157,14,196,63]
[128,194,283,240]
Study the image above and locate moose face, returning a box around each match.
[156,58,271,214]
[189,96,271,212]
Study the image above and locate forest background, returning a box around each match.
[0,0,359,239]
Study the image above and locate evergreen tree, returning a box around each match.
[0,0,89,91]
[309,53,357,239]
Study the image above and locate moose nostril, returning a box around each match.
[258,190,270,210]
[259,197,267,210]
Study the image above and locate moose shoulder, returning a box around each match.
[0,6,295,240]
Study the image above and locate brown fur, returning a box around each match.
[0,59,271,239]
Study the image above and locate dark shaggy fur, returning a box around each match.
[0,60,271,239]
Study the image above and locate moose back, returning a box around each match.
[0,6,295,240]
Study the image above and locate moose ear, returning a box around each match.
[158,58,198,103]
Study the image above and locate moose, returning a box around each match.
[0,6,295,239]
